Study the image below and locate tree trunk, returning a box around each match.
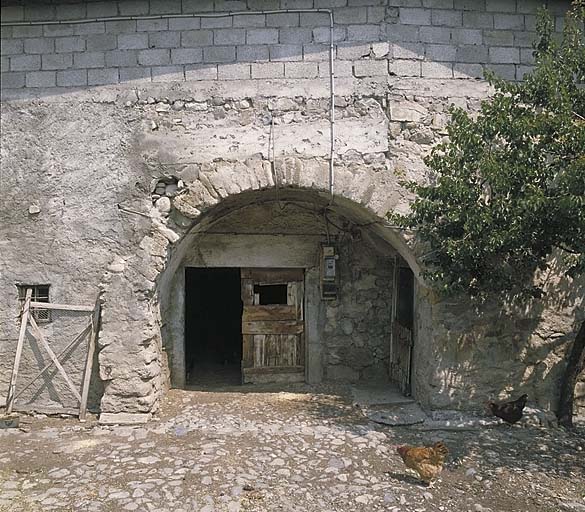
[557,319,585,428]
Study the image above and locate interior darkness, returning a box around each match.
[185,268,243,385]
[254,284,288,305]
[396,267,414,329]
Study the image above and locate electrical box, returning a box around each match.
[320,244,338,300]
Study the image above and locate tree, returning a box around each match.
[392,2,585,428]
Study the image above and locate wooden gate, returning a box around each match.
[389,321,413,396]
[240,268,305,384]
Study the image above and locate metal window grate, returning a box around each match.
[18,285,51,323]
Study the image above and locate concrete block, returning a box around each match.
[353,59,388,77]
[388,60,421,76]
[24,4,55,22]
[169,18,201,31]
[120,66,152,82]
[12,26,43,38]
[486,0,517,12]
[266,13,300,27]
[26,71,56,88]
[248,0,278,9]
[182,0,215,13]
[214,29,246,45]
[74,22,105,35]
[118,1,150,16]
[318,60,354,78]
[392,43,424,60]
[215,0,247,10]
[24,38,54,55]
[10,54,40,72]
[137,19,169,32]
[299,12,331,27]
[99,413,151,425]
[151,65,185,82]
[422,61,453,77]
[236,45,270,62]
[456,45,488,62]
[516,0,540,14]
[149,32,181,49]
[520,47,535,65]
[313,27,347,44]
[425,44,457,61]
[203,46,236,63]
[105,21,138,35]
[150,0,181,14]
[88,68,119,85]
[43,24,75,37]
[368,6,387,23]
[106,50,138,67]
[57,69,88,87]
[332,8,368,25]
[171,48,203,65]
[86,34,117,52]
[453,0,484,9]
[347,24,382,41]
[431,9,462,26]
[400,8,432,25]
[423,0,454,7]
[494,14,524,30]
[280,28,313,44]
[1,6,24,22]
[371,42,390,58]
[483,30,514,46]
[217,63,251,80]
[138,49,171,66]
[462,12,493,29]
[86,2,118,18]
[181,30,214,47]
[73,51,105,69]
[251,62,285,79]
[486,63,515,80]
[386,24,422,43]
[118,33,149,50]
[450,28,483,45]
[185,63,218,80]
[285,61,318,78]
[201,17,233,29]
[233,14,266,28]
[516,64,535,80]
[246,28,279,45]
[489,46,520,63]
[524,15,537,32]
[0,56,9,71]
[56,37,86,53]
[269,45,303,62]
[42,53,73,71]
[303,44,330,61]
[453,62,484,78]
[1,71,25,88]
[419,26,451,43]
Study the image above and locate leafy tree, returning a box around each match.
[393,2,585,428]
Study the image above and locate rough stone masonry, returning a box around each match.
[0,0,583,422]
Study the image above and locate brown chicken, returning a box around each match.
[487,393,528,424]
[396,441,449,485]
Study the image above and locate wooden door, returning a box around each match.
[241,268,305,384]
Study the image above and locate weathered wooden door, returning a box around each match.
[241,268,305,384]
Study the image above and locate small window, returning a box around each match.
[18,285,51,323]
[254,284,288,305]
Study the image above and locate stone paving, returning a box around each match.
[1,384,584,512]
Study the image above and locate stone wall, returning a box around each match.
[1,0,583,420]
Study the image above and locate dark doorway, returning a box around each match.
[185,267,243,386]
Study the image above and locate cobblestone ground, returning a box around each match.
[1,384,584,512]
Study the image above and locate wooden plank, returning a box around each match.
[241,279,254,305]
[242,320,304,335]
[30,301,94,312]
[243,366,304,375]
[79,298,100,421]
[28,316,82,403]
[243,305,297,321]
[6,289,32,414]
[253,334,264,367]
[242,334,255,368]
[241,268,304,283]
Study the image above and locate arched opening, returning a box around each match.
[157,188,421,393]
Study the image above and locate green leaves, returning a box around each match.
[393,2,585,300]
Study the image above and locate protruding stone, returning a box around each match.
[155,196,171,214]
[28,204,41,214]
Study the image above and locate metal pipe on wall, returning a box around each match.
[1,8,337,199]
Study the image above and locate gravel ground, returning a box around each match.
[1,384,584,512]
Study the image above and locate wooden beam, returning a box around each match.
[28,316,82,403]
[5,289,32,414]
[243,366,304,375]
[242,320,303,335]
[30,301,94,312]
[79,298,100,421]
[241,268,304,283]
[243,305,297,321]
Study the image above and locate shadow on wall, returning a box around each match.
[427,252,585,415]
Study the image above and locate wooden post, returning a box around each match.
[6,289,32,414]
[79,298,100,421]
[28,316,82,403]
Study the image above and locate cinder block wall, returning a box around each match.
[0,0,571,90]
